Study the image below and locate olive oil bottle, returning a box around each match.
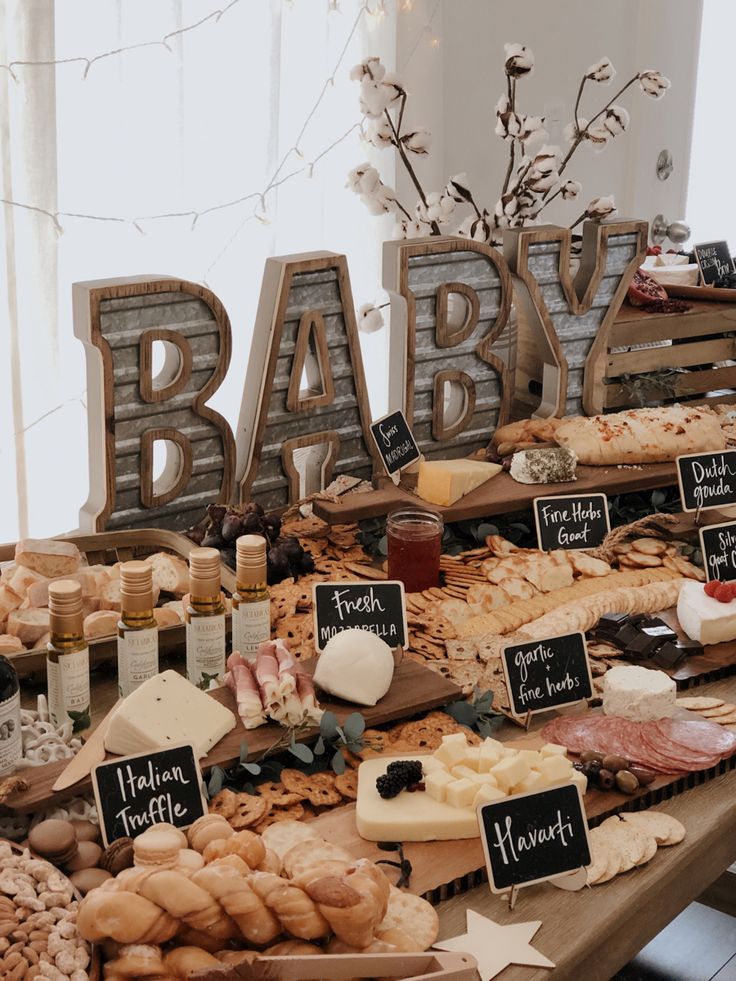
[231,534,270,660]
[117,560,158,697]
[47,580,90,732]
[186,547,226,688]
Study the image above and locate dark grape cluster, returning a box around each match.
[376,759,424,799]
[712,270,736,290]
[188,502,315,584]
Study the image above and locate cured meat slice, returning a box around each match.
[541,716,601,753]
[655,719,736,761]
[614,724,673,773]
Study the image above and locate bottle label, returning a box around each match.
[118,626,159,697]
[233,599,271,660]
[186,615,226,688]
[0,691,22,776]
[47,647,90,732]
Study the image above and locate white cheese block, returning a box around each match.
[509,447,577,485]
[104,670,237,758]
[677,580,736,645]
[312,629,394,706]
[416,459,502,507]
[602,665,676,722]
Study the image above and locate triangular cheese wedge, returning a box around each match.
[416,459,502,507]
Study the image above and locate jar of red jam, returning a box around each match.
[387,508,443,594]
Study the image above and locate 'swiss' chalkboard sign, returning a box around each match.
[370,410,421,481]
[479,783,591,893]
[501,632,593,718]
[313,581,407,652]
[92,744,206,847]
[699,521,736,582]
[676,450,736,513]
[694,241,733,286]
[533,493,610,551]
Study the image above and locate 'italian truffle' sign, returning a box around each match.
[533,493,610,550]
[501,632,593,718]
[313,581,407,652]
[699,521,736,582]
[370,410,421,483]
[478,783,591,893]
[92,744,206,847]
[677,450,736,513]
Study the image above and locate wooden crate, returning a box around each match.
[189,952,477,980]
[0,528,234,679]
[586,299,736,413]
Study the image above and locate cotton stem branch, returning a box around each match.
[384,107,440,234]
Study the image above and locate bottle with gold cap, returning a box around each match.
[232,534,271,660]
[47,580,90,732]
[117,560,159,697]
[186,546,226,688]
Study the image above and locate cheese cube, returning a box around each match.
[462,747,482,769]
[441,733,468,746]
[425,769,455,803]
[466,772,498,788]
[417,459,502,507]
[474,784,507,807]
[540,742,568,758]
[446,778,477,809]
[451,765,479,781]
[434,740,468,768]
[490,754,530,791]
[420,756,448,776]
[569,769,588,795]
[517,749,542,768]
[539,755,574,784]
[511,770,545,795]
[478,740,504,772]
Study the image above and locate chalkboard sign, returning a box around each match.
[694,241,733,286]
[370,410,421,481]
[313,580,407,652]
[92,744,206,847]
[699,521,736,582]
[501,632,593,718]
[478,783,591,893]
[676,450,736,513]
[533,493,610,551]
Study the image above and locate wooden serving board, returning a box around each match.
[623,608,736,686]
[307,725,736,903]
[5,659,462,815]
[313,463,679,524]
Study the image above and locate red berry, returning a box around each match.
[704,580,721,597]
[715,583,733,603]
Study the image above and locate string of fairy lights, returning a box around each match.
[0,0,442,283]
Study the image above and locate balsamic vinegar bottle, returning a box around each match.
[186,547,226,688]
[231,534,270,660]
[47,580,91,732]
[117,560,159,697]
[0,655,22,775]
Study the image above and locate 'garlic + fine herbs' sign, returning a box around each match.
[312,581,407,652]
[533,493,610,550]
[92,744,206,847]
[501,632,593,718]
[478,783,591,893]
[677,450,736,513]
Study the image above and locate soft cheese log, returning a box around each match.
[677,580,736,645]
[555,406,725,465]
[416,459,502,507]
[602,665,675,722]
[105,670,236,758]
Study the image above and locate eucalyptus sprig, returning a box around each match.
[443,687,503,738]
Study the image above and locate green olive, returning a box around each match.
[580,750,604,764]
[602,754,629,773]
[615,770,640,794]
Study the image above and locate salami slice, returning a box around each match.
[655,719,736,761]
[637,723,702,773]
[541,716,599,753]
[614,723,673,773]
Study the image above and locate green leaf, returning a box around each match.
[243,762,261,775]
[69,706,91,733]
[289,742,314,763]
[443,701,478,726]
[331,749,347,774]
[313,736,325,756]
[474,692,494,714]
[239,741,250,764]
[651,489,666,507]
[207,766,225,796]
[343,712,365,741]
[476,523,498,540]
[377,535,388,557]
[320,711,339,740]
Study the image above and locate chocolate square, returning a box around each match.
[653,641,688,668]
[597,612,629,637]
[625,632,663,659]
[612,623,641,650]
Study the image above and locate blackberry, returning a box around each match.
[376,772,407,799]
[387,759,423,784]
[376,760,424,799]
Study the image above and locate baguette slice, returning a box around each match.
[0,564,16,583]
[0,584,23,625]
[7,608,51,645]
[146,552,189,596]
[8,566,49,600]
[97,578,160,613]
[153,607,182,628]
[15,539,81,577]
[0,634,24,654]
[83,610,119,640]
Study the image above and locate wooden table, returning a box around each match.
[434,673,736,980]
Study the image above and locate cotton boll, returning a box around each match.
[313,629,395,706]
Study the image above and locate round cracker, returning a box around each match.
[677,696,725,711]
[335,769,358,801]
[260,820,318,858]
[230,793,270,829]
[625,552,663,568]
[620,810,685,845]
[700,704,736,719]
[631,538,668,556]
[713,713,736,726]
[377,886,439,951]
[584,840,610,886]
[282,838,352,879]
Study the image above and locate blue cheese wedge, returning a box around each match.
[509,447,577,484]
[104,670,236,758]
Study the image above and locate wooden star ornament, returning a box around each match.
[434,909,555,980]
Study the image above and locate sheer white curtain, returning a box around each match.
[0,0,397,541]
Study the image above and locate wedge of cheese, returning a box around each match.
[104,670,236,758]
[416,459,502,507]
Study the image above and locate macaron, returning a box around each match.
[69,867,112,895]
[65,840,103,872]
[70,819,101,844]
[100,837,135,875]
[187,814,233,854]
[133,826,186,868]
[28,820,78,866]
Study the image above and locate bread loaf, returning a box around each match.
[7,608,51,645]
[7,566,48,599]
[153,607,182,628]
[0,634,24,654]
[555,406,726,465]
[146,552,189,596]
[14,538,81,577]
[0,584,22,625]
[84,609,120,640]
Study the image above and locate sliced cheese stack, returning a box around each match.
[416,459,502,507]
[356,731,584,842]
[104,670,236,759]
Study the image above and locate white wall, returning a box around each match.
[397,0,702,235]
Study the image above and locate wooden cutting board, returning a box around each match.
[5,658,462,815]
